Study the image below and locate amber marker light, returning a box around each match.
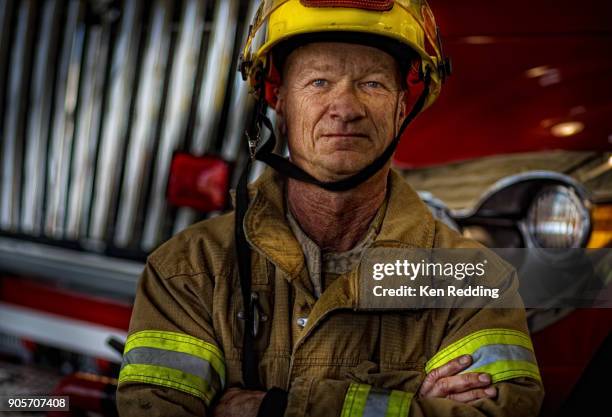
[550,121,585,138]
[526,65,550,78]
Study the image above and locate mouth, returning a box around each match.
[320,133,369,140]
[319,133,370,152]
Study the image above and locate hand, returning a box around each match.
[212,387,266,417]
[418,355,497,403]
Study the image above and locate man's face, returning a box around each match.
[276,42,406,182]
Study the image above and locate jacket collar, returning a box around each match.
[243,167,435,281]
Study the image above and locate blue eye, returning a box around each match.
[312,79,327,87]
[364,81,382,88]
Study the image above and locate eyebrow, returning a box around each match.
[298,62,395,77]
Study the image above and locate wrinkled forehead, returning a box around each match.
[280,42,402,81]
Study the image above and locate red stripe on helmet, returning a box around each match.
[300,0,394,12]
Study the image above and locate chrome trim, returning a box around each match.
[0,0,8,33]
[0,0,34,231]
[0,303,127,361]
[173,0,240,235]
[21,0,61,235]
[0,0,275,294]
[221,0,260,163]
[141,0,207,250]
[0,0,15,140]
[577,152,612,183]
[172,209,197,236]
[115,0,174,247]
[191,0,239,155]
[451,170,592,219]
[89,0,143,242]
[0,0,12,55]
[0,237,142,297]
[45,0,86,238]
[66,24,111,239]
[521,185,592,249]
[417,191,460,231]
[0,0,265,260]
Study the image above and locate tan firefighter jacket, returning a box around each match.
[117,168,544,417]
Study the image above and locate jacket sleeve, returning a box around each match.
[282,309,543,417]
[408,305,544,417]
[116,259,224,417]
[283,373,542,417]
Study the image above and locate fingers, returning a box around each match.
[428,372,492,397]
[216,388,243,404]
[212,389,266,417]
[447,386,497,403]
[419,355,472,396]
[214,389,262,407]
[430,355,474,381]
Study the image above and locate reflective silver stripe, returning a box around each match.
[463,343,537,371]
[342,385,411,417]
[362,388,390,417]
[122,346,222,388]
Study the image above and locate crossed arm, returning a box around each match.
[212,354,499,417]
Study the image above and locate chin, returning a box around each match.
[318,160,371,179]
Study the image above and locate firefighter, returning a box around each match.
[117,1,544,416]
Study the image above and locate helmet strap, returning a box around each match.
[233,66,268,390]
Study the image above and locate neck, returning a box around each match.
[287,167,389,252]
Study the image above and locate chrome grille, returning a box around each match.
[0,0,258,260]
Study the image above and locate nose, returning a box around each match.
[328,83,366,123]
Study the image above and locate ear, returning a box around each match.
[395,90,408,130]
[399,91,407,116]
[274,85,283,114]
[274,85,287,136]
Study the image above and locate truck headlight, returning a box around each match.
[526,185,591,248]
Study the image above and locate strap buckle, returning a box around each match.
[246,129,260,160]
[237,292,266,337]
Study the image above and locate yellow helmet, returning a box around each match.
[239,0,450,111]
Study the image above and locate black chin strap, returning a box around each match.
[235,73,431,389]
[235,155,260,389]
